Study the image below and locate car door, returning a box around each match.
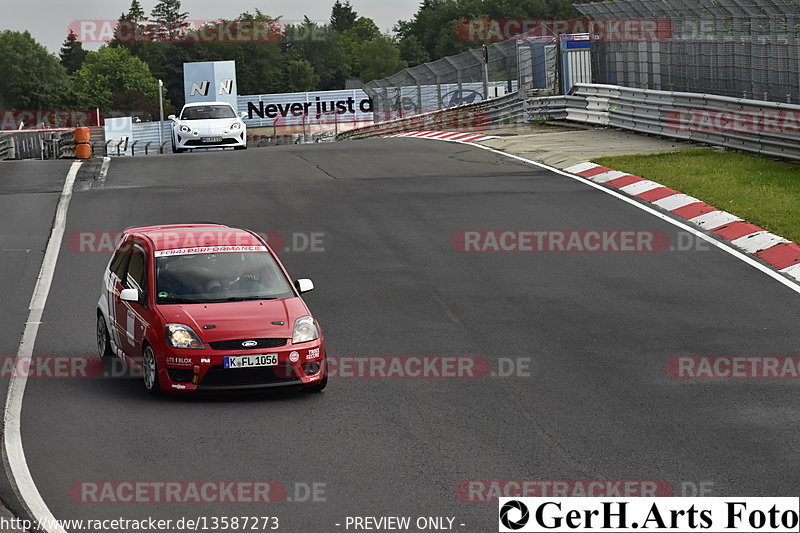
[116,243,150,363]
[107,241,132,354]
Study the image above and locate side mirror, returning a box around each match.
[295,279,314,294]
[120,288,140,302]
[167,114,177,121]
[239,111,248,119]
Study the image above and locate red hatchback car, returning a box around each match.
[96,224,327,394]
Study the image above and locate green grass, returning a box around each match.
[593,148,800,243]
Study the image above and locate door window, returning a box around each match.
[109,243,132,280]
[124,248,148,302]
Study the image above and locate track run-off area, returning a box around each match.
[2,138,800,532]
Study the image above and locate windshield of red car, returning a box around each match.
[155,251,295,304]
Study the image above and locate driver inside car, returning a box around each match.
[204,253,263,294]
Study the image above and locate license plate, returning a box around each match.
[202,137,222,143]
[224,354,278,369]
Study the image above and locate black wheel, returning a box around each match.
[96,313,113,358]
[142,344,161,395]
[234,145,247,151]
[171,136,184,154]
[304,374,327,393]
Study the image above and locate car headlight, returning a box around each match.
[179,124,190,133]
[231,122,241,130]
[165,324,205,349]
[292,316,319,344]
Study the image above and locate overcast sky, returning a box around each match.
[2,0,423,53]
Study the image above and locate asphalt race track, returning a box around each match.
[3,139,800,531]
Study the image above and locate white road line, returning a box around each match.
[467,143,800,296]
[98,157,110,181]
[3,161,81,533]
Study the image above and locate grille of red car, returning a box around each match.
[208,338,287,350]
[200,365,299,389]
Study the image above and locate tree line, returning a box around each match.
[0,0,577,121]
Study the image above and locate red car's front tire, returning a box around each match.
[96,313,113,358]
[142,345,161,395]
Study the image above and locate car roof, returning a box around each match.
[124,224,263,251]
[182,101,235,108]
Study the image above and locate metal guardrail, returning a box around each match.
[58,129,76,159]
[1,132,43,160]
[0,129,80,160]
[0,137,10,160]
[569,84,800,161]
[340,82,800,161]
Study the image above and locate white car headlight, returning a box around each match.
[179,124,190,133]
[165,324,205,349]
[231,122,241,130]
[292,316,319,344]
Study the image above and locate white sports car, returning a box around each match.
[169,102,247,153]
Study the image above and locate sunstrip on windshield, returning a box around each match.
[154,246,268,257]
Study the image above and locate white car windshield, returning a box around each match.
[181,105,237,120]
